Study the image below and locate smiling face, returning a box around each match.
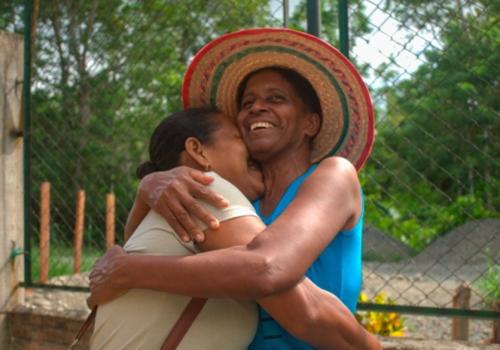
[236,69,320,163]
[202,113,264,201]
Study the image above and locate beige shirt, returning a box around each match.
[90,172,259,350]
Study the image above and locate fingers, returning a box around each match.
[160,175,224,242]
[189,169,216,185]
[163,190,206,242]
[157,200,191,242]
[138,166,230,242]
[189,170,229,210]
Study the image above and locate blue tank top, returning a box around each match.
[248,164,363,350]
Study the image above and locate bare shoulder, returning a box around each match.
[309,156,359,189]
[301,157,361,228]
[317,156,357,174]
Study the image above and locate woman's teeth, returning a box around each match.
[250,122,274,131]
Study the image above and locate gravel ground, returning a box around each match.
[362,261,495,343]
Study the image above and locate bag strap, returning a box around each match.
[69,298,207,350]
[68,306,97,349]
[161,297,207,350]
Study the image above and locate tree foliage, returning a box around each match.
[25,0,275,246]
[363,0,499,249]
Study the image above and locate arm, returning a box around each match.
[258,281,381,350]
[123,194,149,242]
[93,202,378,349]
[90,157,359,299]
[198,215,379,350]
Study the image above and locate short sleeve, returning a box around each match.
[193,172,258,231]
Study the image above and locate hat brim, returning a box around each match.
[182,28,374,170]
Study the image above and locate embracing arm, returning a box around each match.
[91,157,359,299]
[259,280,381,350]
[136,205,378,349]
[199,212,379,350]
[89,158,377,348]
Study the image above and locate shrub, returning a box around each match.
[476,254,500,307]
[356,292,405,337]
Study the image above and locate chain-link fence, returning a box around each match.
[2,0,499,329]
[349,0,499,319]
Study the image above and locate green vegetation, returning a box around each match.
[30,245,103,281]
[361,0,499,250]
[477,253,500,307]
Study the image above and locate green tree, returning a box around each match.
[363,0,499,249]
[29,0,276,250]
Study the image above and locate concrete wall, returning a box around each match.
[0,30,25,349]
[7,308,91,350]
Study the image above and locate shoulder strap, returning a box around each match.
[69,306,97,349]
[161,297,207,349]
[69,298,207,350]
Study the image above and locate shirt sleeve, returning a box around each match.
[192,171,259,231]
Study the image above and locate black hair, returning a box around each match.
[236,66,322,118]
[136,107,221,179]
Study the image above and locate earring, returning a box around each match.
[205,163,211,172]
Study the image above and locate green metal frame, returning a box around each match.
[338,0,349,58]
[283,0,289,27]
[23,0,33,287]
[307,0,321,36]
[358,302,500,320]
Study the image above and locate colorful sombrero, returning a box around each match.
[182,28,374,170]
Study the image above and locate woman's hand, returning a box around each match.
[87,245,129,308]
[137,166,229,242]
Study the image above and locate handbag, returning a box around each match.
[69,297,207,350]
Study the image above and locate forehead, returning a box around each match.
[243,69,295,94]
[214,113,240,135]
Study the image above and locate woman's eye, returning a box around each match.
[269,95,284,102]
[241,100,253,109]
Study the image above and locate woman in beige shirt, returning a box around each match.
[90,107,380,349]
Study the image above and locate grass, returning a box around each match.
[29,244,104,282]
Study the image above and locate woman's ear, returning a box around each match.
[184,137,210,170]
[304,112,321,138]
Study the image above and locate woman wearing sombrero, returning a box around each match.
[89,28,378,349]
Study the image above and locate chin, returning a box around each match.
[247,139,276,155]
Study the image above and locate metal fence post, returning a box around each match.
[283,0,289,28]
[338,0,349,58]
[307,0,321,37]
[23,0,33,287]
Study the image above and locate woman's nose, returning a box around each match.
[249,98,267,114]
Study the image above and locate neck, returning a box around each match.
[258,148,312,216]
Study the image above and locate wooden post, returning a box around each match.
[451,283,471,341]
[493,300,500,343]
[73,190,85,274]
[39,182,50,283]
[105,193,115,249]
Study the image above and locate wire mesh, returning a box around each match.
[349,0,499,317]
[1,0,498,323]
